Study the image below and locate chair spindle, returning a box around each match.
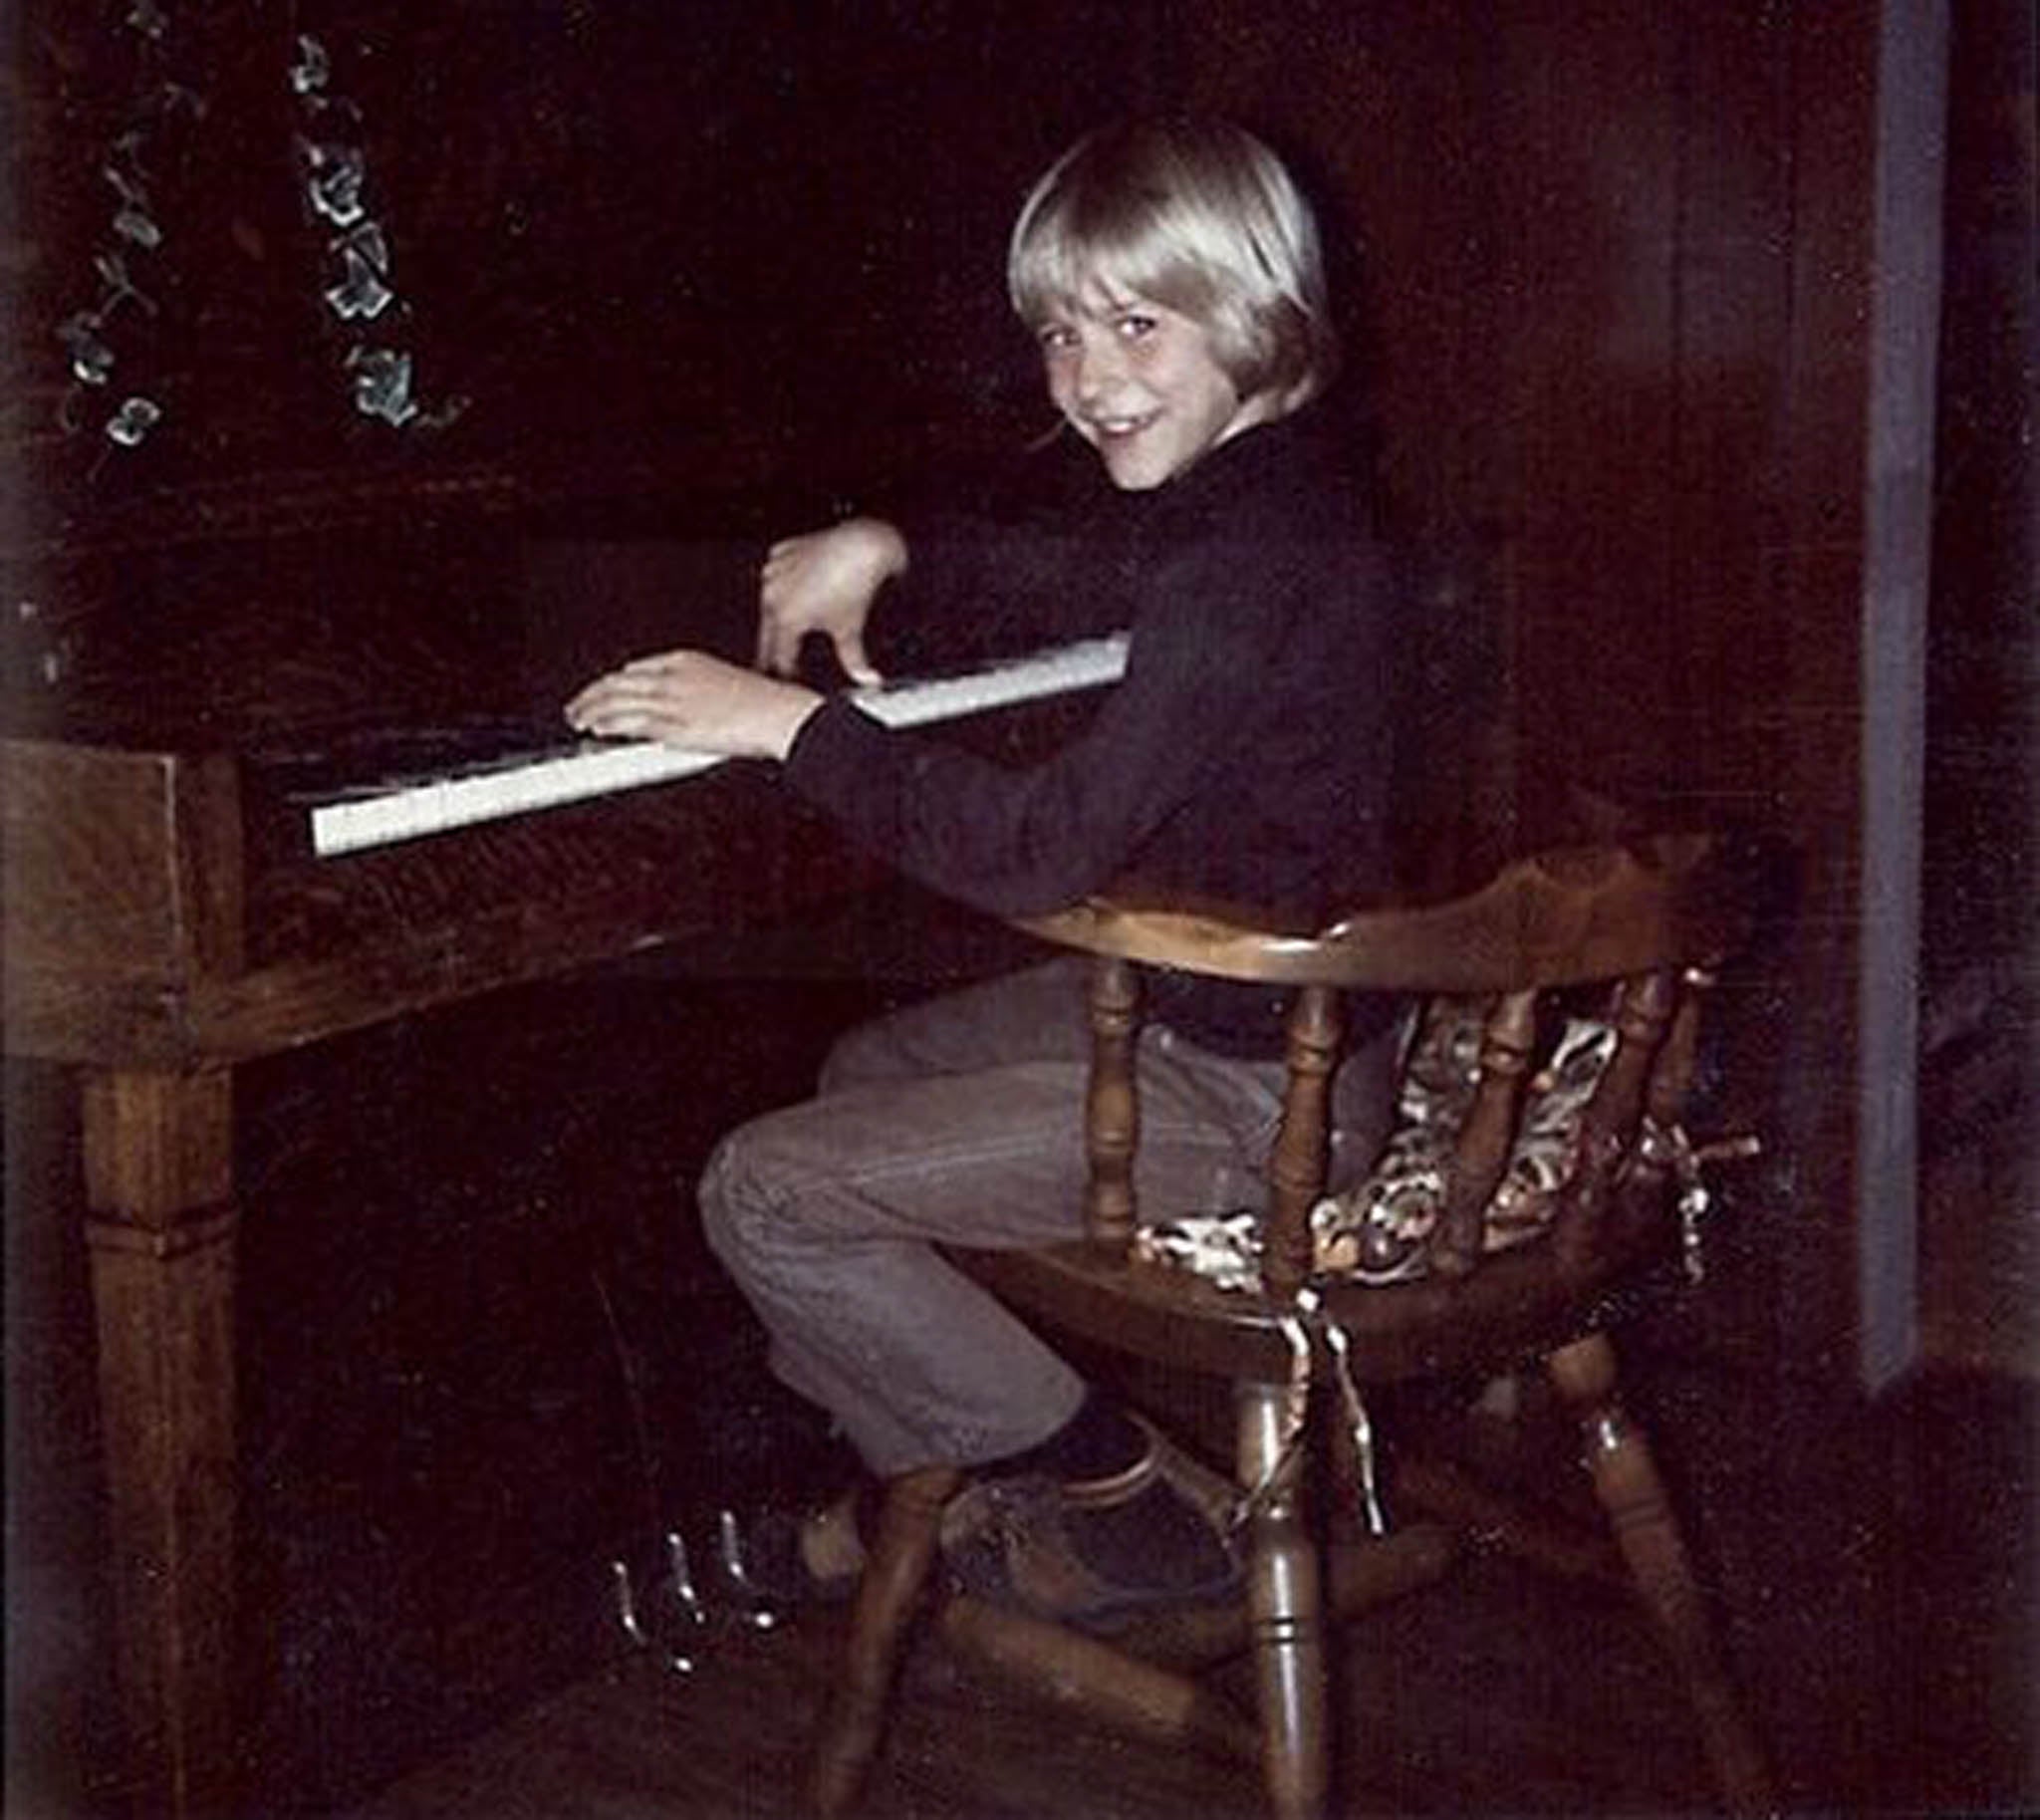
[1264,983,1342,1298]
[1433,987,1538,1275]
[1555,969,1675,1272]
[1084,954,1141,1250]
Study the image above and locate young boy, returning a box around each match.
[566,118,1404,1619]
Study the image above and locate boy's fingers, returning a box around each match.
[756,613,798,676]
[835,628,882,687]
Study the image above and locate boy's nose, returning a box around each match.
[1074,339,1130,405]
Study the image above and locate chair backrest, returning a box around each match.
[1015,833,1751,1301]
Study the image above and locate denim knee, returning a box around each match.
[815,1020,882,1096]
[697,1129,764,1281]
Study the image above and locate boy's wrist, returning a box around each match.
[766,683,827,761]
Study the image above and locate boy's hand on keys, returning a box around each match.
[567,650,821,761]
[756,517,905,685]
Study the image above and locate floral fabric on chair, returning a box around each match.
[1133,997,1620,1293]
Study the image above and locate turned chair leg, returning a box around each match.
[1545,1333,1776,1816]
[808,1463,962,1817]
[1237,1381,1330,1820]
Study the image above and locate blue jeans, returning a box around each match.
[700,958,1397,1477]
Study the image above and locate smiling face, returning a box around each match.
[1037,290,1272,491]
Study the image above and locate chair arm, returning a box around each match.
[1013,833,1746,995]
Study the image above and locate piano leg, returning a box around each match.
[82,1068,241,1819]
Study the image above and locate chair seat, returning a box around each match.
[950,1196,1676,1386]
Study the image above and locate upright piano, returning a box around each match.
[1,507,1123,1816]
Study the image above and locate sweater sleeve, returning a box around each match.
[783,532,1308,917]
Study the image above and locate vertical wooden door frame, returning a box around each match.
[1852,0,1947,1389]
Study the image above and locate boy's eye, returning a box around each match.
[1115,313,1158,341]
[1038,324,1079,353]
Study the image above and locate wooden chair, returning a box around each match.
[807,832,1776,1819]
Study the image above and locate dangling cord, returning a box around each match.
[1636,1121,1763,1284]
[1229,1298,1318,1532]
[1321,1318,1389,1536]
[1227,1286,1390,1538]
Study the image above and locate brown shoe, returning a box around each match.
[940,1418,1241,1629]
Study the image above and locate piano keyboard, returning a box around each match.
[308,633,1130,856]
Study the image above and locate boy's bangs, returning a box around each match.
[1014,203,1221,328]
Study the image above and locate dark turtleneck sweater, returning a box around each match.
[784,404,1404,1057]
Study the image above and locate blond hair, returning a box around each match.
[1007,118,1338,413]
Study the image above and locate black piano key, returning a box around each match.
[253,712,598,804]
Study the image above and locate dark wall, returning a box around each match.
[1926,0,2036,1003]
[6,1,1167,540]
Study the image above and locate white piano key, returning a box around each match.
[310,633,1129,856]
[850,634,1129,730]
